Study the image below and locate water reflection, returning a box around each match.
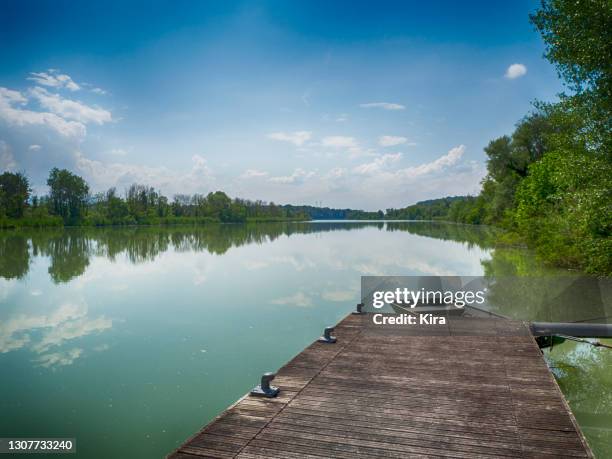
[0,222,498,283]
[0,221,500,372]
[1,222,608,327]
[386,221,497,249]
[0,233,30,279]
[0,297,112,366]
[547,339,612,457]
[0,221,610,458]
[485,275,611,323]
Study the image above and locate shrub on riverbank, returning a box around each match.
[0,215,63,229]
[514,149,612,274]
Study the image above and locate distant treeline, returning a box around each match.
[0,168,312,227]
[386,196,472,221]
[0,167,387,228]
[283,205,383,220]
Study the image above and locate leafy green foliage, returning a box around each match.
[530,0,611,99]
[47,168,90,224]
[286,205,382,220]
[0,172,30,218]
[0,165,389,228]
[0,167,315,228]
[515,149,611,274]
[386,196,470,221]
[531,0,612,155]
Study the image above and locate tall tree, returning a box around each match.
[47,168,89,224]
[530,0,612,154]
[0,172,30,218]
[531,0,611,101]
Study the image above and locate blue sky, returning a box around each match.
[0,0,563,209]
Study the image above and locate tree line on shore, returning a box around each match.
[0,168,312,227]
[389,0,611,275]
[0,167,385,228]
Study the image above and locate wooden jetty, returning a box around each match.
[168,313,593,458]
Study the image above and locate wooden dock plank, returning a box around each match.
[168,314,593,458]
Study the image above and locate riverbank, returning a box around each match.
[0,215,310,229]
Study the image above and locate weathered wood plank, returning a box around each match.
[167,314,593,458]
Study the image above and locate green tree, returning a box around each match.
[475,112,559,226]
[514,149,612,274]
[0,233,30,279]
[531,0,611,103]
[157,195,169,217]
[105,187,130,222]
[47,168,89,224]
[126,183,159,219]
[531,0,612,154]
[0,172,30,218]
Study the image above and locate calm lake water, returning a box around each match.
[0,222,610,458]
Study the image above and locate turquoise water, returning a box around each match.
[0,222,609,457]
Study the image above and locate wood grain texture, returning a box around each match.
[167,314,593,458]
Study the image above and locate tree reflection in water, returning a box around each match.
[0,221,610,456]
[1,222,608,324]
[0,222,497,283]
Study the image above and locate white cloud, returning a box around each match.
[269,168,314,184]
[235,145,473,209]
[33,315,112,353]
[347,145,466,200]
[379,135,407,147]
[75,152,215,195]
[267,130,312,146]
[271,255,316,271]
[360,102,405,110]
[28,144,41,151]
[353,153,402,175]
[191,154,211,177]
[505,63,527,79]
[322,290,355,302]
[0,87,26,105]
[243,260,269,270]
[35,348,83,369]
[321,136,358,148]
[395,145,465,179]
[28,69,80,91]
[303,135,372,158]
[271,291,313,307]
[0,141,17,171]
[1,72,482,210]
[324,167,347,179]
[30,87,112,125]
[241,169,268,179]
[80,82,108,95]
[0,87,86,137]
[0,300,111,356]
[324,113,348,122]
